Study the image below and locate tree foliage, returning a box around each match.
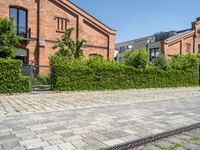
[155,54,171,70]
[124,49,148,68]
[52,28,86,59]
[0,18,20,58]
[171,54,199,71]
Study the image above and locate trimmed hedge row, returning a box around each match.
[0,59,30,93]
[53,61,199,91]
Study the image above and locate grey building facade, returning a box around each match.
[116,30,191,61]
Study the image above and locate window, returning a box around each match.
[9,7,27,37]
[198,45,200,53]
[186,43,191,52]
[149,48,160,61]
[89,54,103,58]
[119,46,126,53]
[15,48,28,64]
[55,17,69,33]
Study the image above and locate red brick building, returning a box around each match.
[116,17,200,61]
[0,0,116,65]
[162,17,200,58]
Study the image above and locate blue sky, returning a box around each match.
[70,0,200,43]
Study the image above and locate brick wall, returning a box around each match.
[162,18,200,58]
[0,0,116,65]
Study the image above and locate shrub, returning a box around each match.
[171,54,199,71]
[34,74,50,85]
[124,49,148,68]
[0,59,30,93]
[0,18,20,58]
[155,54,171,70]
[53,58,199,91]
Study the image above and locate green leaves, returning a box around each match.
[52,28,86,60]
[0,59,30,94]
[0,18,20,58]
[155,54,171,70]
[171,54,199,71]
[124,49,148,68]
[52,57,199,91]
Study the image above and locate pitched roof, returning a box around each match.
[51,0,116,35]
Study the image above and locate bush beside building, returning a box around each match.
[52,56,199,91]
[0,59,30,94]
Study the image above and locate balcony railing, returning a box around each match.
[16,26,31,39]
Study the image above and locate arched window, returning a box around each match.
[89,54,103,58]
[9,7,27,37]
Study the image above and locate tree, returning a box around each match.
[124,49,148,68]
[0,18,20,58]
[53,28,86,59]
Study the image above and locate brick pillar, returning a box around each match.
[161,41,168,58]
[108,34,116,60]
[38,0,47,66]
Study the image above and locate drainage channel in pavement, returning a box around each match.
[102,122,200,150]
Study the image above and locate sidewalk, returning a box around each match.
[132,128,200,150]
[0,94,200,149]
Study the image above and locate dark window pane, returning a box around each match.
[9,8,17,27]
[19,9,26,35]
[9,7,27,37]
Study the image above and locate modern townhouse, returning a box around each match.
[116,17,200,61]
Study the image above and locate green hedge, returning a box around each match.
[53,59,199,91]
[0,59,31,93]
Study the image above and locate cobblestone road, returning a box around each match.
[132,128,200,150]
[0,87,200,150]
[0,87,200,114]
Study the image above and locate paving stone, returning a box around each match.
[43,145,60,150]
[173,147,187,150]
[29,147,43,150]
[61,132,75,138]
[2,142,20,149]
[48,138,64,145]
[41,134,61,141]
[19,138,49,149]
[195,139,200,145]
[103,139,124,146]
[154,141,175,149]
[19,138,43,145]
[0,138,19,144]
[83,143,107,150]
[166,137,185,144]
[144,145,161,150]
[26,142,49,149]
[4,146,26,150]
[120,135,140,142]
[0,134,16,140]
[123,129,138,135]
[20,135,36,140]
[63,135,82,142]
[70,140,88,148]
[175,134,193,141]
[183,143,200,150]
[58,143,75,150]
[83,137,104,145]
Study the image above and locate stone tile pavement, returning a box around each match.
[0,87,200,149]
[0,87,200,114]
[132,128,200,150]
